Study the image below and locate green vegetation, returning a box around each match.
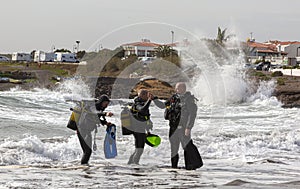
[271,71,283,77]
[76,51,86,59]
[24,78,37,83]
[251,71,271,81]
[277,78,285,85]
[155,45,175,58]
[0,72,13,78]
[0,62,73,77]
[282,65,300,69]
[254,59,263,64]
[216,27,235,46]
[55,48,71,53]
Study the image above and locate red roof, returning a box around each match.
[257,49,278,53]
[122,41,160,47]
[267,40,300,46]
[247,41,277,51]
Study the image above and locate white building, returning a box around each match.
[34,51,55,62]
[11,53,31,62]
[121,39,160,57]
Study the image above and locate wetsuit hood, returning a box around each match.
[95,95,110,111]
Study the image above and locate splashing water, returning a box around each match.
[179,38,276,106]
[54,77,92,101]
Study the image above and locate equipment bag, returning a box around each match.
[184,140,203,170]
[67,112,77,130]
[67,105,81,131]
[120,106,134,135]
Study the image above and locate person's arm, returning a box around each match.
[135,100,151,115]
[186,99,197,129]
[97,110,106,117]
[99,118,108,125]
[153,98,165,109]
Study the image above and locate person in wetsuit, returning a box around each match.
[77,95,113,165]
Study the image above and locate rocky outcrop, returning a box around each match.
[273,75,300,108]
[87,77,174,99]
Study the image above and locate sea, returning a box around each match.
[1,47,300,188]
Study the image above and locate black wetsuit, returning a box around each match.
[128,97,153,164]
[165,92,197,168]
[77,95,109,165]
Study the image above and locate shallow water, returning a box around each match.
[0,86,300,188]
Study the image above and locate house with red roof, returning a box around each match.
[246,41,282,57]
[266,40,300,53]
[265,40,300,65]
[245,40,288,64]
[121,39,160,57]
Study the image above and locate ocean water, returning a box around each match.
[0,80,300,189]
[1,41,300,188]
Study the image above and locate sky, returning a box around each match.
[1,0,300,53]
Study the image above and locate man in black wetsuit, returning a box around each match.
[77,95,113,165]
[164,82,200,169]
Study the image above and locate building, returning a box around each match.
[266,40,300,53]
[245,41,287,64]
[121,39,160,57]
[265,40,300,65]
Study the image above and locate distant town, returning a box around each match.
[1,37,300,67]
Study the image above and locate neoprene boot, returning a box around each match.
[171,154,179,168]
[81,148,92,165]
[132,148,144,164]
[128,153,134,164]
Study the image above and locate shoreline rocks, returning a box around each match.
[2,68,300,108]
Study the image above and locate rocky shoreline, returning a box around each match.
[273,75,300,108]
[1,66,300,107]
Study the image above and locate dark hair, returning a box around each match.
[95,95,110,110]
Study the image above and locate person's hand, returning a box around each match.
[106,122,112,126]
[148,92,154,100]
[106,112,113,117]
[185,128,191,136]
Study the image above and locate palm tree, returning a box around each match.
[216,27,235,45]
[155,45,177,58]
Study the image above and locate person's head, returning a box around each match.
[138,89,148,101]
[175,82,186,95]
[96,94,110,110]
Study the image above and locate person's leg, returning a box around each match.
[128,133,136,164]
[180,128,195,170]
[78,132,92,165]
[169,129,180,168]
[180,128,191,150]
[128,132,146,165]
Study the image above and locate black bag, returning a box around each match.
[184,140,203,170]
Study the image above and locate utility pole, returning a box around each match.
[76,40,80,53]
[171,31,174,63]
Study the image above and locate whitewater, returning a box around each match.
[1,40,300,188]
[0,80,300,188]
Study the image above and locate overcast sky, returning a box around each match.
[1,0,300,53]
